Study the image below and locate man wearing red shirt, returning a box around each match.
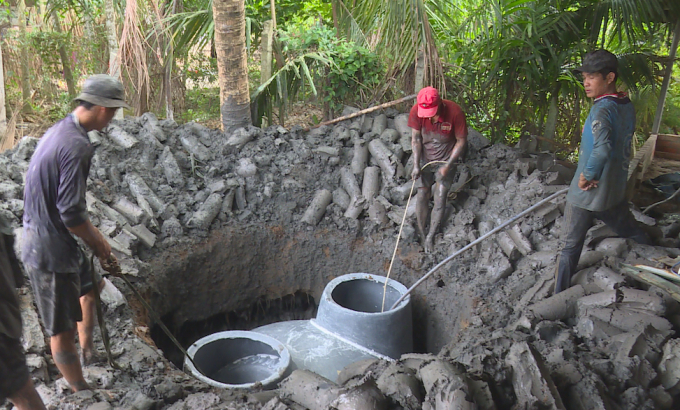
[408,87,468,253]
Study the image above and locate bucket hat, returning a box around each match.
[75,74,130,109]
[417,87,440,118]
[575,49,618,74]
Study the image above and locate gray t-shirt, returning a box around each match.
[22,114,94,272]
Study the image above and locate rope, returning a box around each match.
[117,273,202,372]
[380,160,447,312]
[389,187,569,311]
[95,255,202,373]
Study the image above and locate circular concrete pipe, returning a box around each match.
[184,330,290,389]
[314,273,412,359]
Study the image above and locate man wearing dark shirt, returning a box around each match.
[408,87,468,253]
[0,215,46,410]
[22,74,128,392]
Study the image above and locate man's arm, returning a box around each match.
[582,106,614,182]
[411,129,423,180]
[67,220,110,260]
[56,143,113,264]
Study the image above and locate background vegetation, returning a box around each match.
[1,0,679,155]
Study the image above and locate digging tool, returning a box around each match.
[96,255,202,372]
[388,187,570,311]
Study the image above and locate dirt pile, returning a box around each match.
[0,110,679,409]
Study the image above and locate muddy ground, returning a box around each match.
[1,109,680,409]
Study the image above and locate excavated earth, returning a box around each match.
[1,108,680,410]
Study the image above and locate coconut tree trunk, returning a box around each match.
[51,11,76,98]
[105,0,124,119]
[212,0,251,132]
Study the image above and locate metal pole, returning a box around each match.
[389,188,569,311]
[651,20,680,135]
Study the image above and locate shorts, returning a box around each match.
[25,248,101,336]
[0,333,30,404]
[420,161,457,189]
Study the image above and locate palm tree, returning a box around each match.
[447,0,680,143]
[212,0,251,131]
[334,0,453,93]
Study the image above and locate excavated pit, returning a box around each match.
[146,224,448,369]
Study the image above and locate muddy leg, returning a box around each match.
[425,180,449,253]
[9,378,47,410]
[51,328,90,392]
[416,187,431,246]
[78,279,104,367]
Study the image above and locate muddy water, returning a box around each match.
[210,353,281,384]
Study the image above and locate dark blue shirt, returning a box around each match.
[22,114,94,272]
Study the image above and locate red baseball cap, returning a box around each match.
[417,86,440,118]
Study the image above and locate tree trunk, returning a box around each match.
[414,46,425,93]
[212,0,251,132]
[51,11,76,98]
[0,40,7,139]
[105,0,123,119]
[542,90,559,151]
[18,0,32,114]
[164,0,178,121]
[331,0,340,37]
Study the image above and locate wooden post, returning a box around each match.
[0,38,6,140]
[270,0,276,30]
[651,20,680,135]
[261,20,274,84]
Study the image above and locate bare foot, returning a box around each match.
[71,380,92,392]
[424,235,434,253]
[80,349,106,368]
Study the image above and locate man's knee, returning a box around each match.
[417,187,431,200]
[51,328,77,345]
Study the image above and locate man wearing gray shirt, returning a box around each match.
[554,50,650,294]
[22,75,127,392]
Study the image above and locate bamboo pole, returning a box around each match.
[620,264,680,303]
[304,94,416,131]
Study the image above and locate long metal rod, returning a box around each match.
[652,20,680,135]
[389,188,569,310]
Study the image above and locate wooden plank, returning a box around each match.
[656,134,680,157]
[656,151,680,161]
[620,264,680,303]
